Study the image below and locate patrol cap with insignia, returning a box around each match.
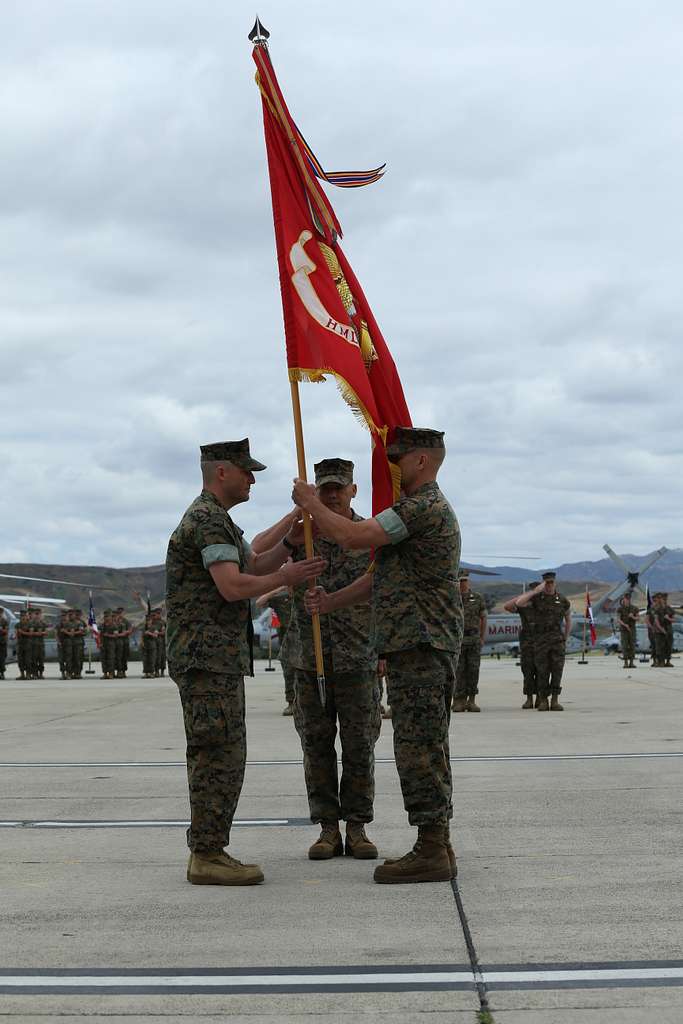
[314,458,354,487]
[541,571,556,581]
[458,568,470,580]
[386,426,445,460]
[200,438,266,472]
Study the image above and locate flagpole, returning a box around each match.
[578,586,588,665]
[265,607,275,672]
[290,379,326,706]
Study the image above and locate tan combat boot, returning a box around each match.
[550,694,564,711]
[187,850,264,886]
[308,821,343,860]
[383,826,457,877]
[522,695,534,709]
[466,696,481,712]
[536,696,549,711]
[345,822,378,859]
[374,824,452,884]
[451,696,467,712]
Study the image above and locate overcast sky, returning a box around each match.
[1,0,681,570]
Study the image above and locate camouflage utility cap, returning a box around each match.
[542,571,556,581]
[200,438,266,472]
[314,458,354,487]
[387,426,445,459]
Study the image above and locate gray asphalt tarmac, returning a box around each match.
[2,653,682,1023]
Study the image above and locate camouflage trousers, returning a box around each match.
[294,667,381,824]
[156,638,166,674]
[0,639,6,674]
[114,640,128,674]
[101,639,115,675]
[16,638,27,674]
[282,661,295,705]
[27,638,44,676]
[654,632,672,663]
[535,637,565,697]
[385,645,455,827]
[520,638,537,695]
[64,638,84,677]
[142,640,157,675]
[454,642,481,698]
[174,670,247,853]
[620,628,635,662]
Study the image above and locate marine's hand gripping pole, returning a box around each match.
[289,380,326,706]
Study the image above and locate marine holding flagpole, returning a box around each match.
[165,441,324,886]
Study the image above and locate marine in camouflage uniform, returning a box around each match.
[16,610,29,679]
[155,610,166,676]
[284,458,381,860]
[293,427,463,884]
[504,582,540,708]
[28,608,46,679]
[0,611,8,679]
[113,608,132,678]
[166,438,324,886]
[141,612,159,677]
[452,569,487,712]
[100,610,115,678]
[23,610,37,678]
[71,610,86,678]
[653,593,676,667]
[618,593,639,669]
[516,572,571,711]
[262,588,295,713]
[56,609,69,678]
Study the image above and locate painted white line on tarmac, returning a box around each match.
[485,967,683,983]
[0,818,298,829]
[2,964,683,993]
[2,751,683,768]
[0,970,472,990]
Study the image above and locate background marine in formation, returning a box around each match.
[452,568,487,712]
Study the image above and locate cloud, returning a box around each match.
[1,0,681,570]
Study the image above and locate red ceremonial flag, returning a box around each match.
[270,610,281,630]
[585,587,597,646]
[253,39,411,514]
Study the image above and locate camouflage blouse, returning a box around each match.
[166,490,252,677]
[529,590,571,641]
[461,591,487,644]
[283,511,374,674]
[373,481,463,655]
[618,602,639,631]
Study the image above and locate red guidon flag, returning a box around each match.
[252,38,411,514]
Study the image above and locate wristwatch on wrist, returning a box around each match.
[282,535,296,552]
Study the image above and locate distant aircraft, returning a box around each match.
[481,543,672,654]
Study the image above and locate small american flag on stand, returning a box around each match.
[88,592,101,648]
